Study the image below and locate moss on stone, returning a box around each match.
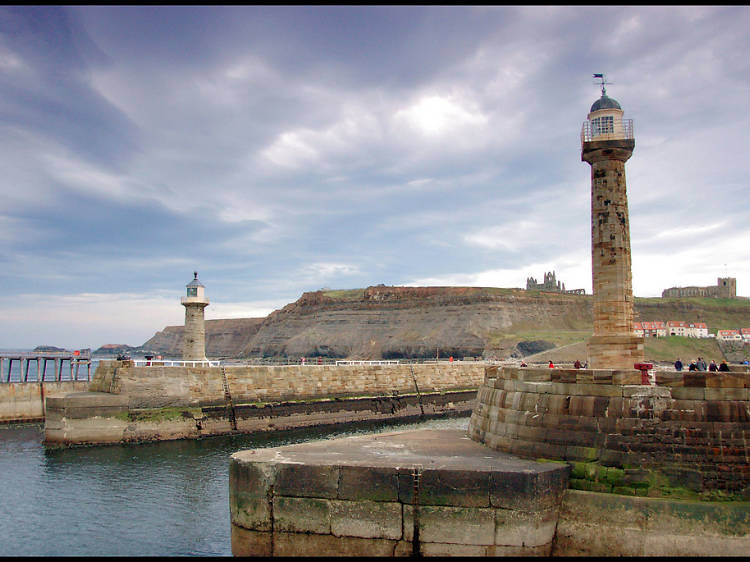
[570,478,611,493]
[603,467,625,487]
[114,406,202,423]
[534,458,569,465]
[594,464,609,483]
[570,462,587,479]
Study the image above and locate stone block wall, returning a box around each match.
[553,489,750,556]
[469,366,750,492]
[0,381,90,423]
[89,361,485,409]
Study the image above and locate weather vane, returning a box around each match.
[593,73,612,96]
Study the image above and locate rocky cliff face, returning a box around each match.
[141,318,264,358]
[140,287,750,360]
[241,286,593,360]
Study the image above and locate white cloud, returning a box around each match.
[406,253,592,294]
[205,299,285,320]
[0,292,184,349]
[394,94,488,137]
[261,130,320,168]
[463,220,543,251]
[302,262,361,280]
[653,222,725,240]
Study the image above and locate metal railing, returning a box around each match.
[119,357,489,368]
[581,119,633,143]
[335,360,400,366]
[131,359,222,367]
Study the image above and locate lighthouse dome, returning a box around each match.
[186,271,204,288]
[590,94,621,113]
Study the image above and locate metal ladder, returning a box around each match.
[412,465,423,557]
[220,366,237,431]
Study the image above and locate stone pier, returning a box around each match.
[230,428,570,556]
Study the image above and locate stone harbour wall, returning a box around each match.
[553,489,750,556]
[88,361,485,409]
[0,381,90,423]
[469,365,750,492]
[45,390,476,447]
[47,361,484,447]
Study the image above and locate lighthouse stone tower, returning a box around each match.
[181,272,209,361]
[581,79,644,369]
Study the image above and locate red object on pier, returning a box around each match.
[73,350,80,356]
[634,362,653,385]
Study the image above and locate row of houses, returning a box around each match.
[716,329,750,343]
[633,321,708,338]
[633,321,750,343]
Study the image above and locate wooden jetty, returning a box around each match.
[0,350,92,383]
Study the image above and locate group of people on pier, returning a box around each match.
[674,357,729,372]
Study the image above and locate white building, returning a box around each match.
[666,321,709,338]
[667,321,689,337]
[717,329,742,342]
[643,321,667,338]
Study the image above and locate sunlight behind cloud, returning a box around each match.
[261,130,320,168]
[394,95,488,137]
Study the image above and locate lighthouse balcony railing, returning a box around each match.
[581,119,633,144]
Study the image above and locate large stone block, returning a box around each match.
[272,531,399,556]
[414,469,490,508]
[273,496,331,534]
[553,520,646,556]
[230,525,272,556]
[416,505,495,546]
[337,465,399,502]
[494,507,558,547]
[489,465,569,512]
[705,388,748,401]
[705,373,748,389]
[667,387,706,401]
[228,459,275,531]
[274,463,339,499]
[330,499,403,540]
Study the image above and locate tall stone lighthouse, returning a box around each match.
[581,76,644,369]
[181,272,209,361]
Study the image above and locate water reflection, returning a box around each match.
[0,416,469,556]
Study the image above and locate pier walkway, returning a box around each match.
[0,350,93,383]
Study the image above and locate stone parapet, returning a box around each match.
[88,361,486,409]
[469,366,750,492]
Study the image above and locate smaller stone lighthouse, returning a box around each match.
[181,272,209,361]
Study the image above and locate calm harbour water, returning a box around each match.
[0,416,469,556]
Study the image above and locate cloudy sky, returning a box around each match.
[1,6,749,349]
